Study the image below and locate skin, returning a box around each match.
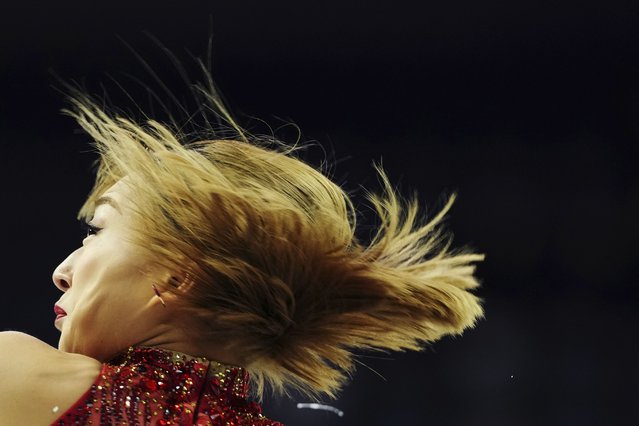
[52,179,184,362]
[0,180,239,423]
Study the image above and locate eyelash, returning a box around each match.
[80,220,103,238]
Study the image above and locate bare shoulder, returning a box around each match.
[0,330,60,358]
[0,330,99,370]
[0,331,101,424]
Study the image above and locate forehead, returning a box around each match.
[103,179,132,197]
[94,180,133,213]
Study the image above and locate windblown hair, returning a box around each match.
[63,86,484,401]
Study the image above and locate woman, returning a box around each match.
[0,73,484,424]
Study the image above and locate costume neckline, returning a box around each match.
[109,345,251,399]
[117,345,210,364]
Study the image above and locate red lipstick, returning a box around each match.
[54,304,67,321]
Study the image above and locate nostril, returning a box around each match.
[53,252,76,291]
[53,274,72,291]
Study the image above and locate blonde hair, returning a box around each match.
[63,85,484,401]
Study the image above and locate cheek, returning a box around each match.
[59,245,150,357]
[60,286,148,359]
[74,243,147,301]
[59,292,112,355]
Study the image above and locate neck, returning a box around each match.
[134,322,243,366]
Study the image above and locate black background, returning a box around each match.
[1,1,638,425]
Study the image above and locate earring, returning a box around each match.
[152,284,167,308]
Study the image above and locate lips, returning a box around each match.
[54,304,67,321]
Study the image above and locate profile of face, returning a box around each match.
[52,180,165,361]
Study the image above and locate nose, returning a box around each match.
[52,250,78,292]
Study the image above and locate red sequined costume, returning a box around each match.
[53,346,283,425]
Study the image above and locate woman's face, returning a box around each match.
[52,180,165,361]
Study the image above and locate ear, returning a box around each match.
[167,272,196,294]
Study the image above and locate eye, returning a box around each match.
[80,220,103,238]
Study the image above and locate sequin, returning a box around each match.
[53,346,282,425]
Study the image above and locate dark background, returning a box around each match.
[1,1,638,425]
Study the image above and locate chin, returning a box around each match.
[57,334,84,356]
[58,342,72,354]
[57,335,71,353]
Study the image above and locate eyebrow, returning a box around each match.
[95,195,122,214]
